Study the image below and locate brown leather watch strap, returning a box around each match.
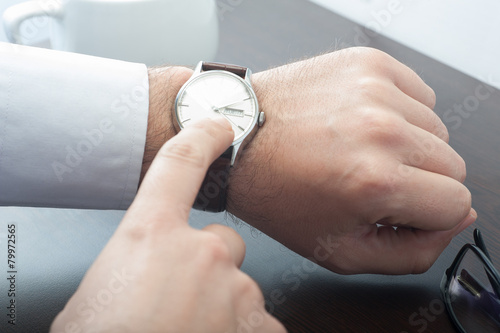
[193,146,233,212]
[202,62,247,79]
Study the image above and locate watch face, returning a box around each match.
[175,71,259,143]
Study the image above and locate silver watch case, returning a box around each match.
[174,61,265,166]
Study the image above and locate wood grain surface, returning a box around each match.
[215,0,500,332]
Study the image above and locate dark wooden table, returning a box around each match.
[1,0,499,332]
[214,1,500,332]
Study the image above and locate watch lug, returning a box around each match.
[245,68,253,85]
[231,142,242,166]
[193,61,203,75]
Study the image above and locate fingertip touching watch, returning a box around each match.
[174,61,264,212]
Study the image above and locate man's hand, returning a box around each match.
[51,118,286,333]
[228,47,476,275]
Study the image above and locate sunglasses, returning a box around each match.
[441,229,500,332]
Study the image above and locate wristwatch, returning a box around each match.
[174,61,264,212]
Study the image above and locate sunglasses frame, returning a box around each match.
[440,229,500,333]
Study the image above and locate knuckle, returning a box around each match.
[199,232,233,264]
[349,46,388,63]
[367,48,391,65]
[238,275,264,300]
[353,161,400,201]
[121,223,149,243]
[356,76,384,96]
[337,47,391,78]
[358,47,393,73]
[359,110,402,144]
[436,120,450,143]
[364,171,396,198]
[427,88,437,109]
[159,141,205,169]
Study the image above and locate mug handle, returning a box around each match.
[2,0,62,44]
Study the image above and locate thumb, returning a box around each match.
[342,209,476,274]
[128,117,234,224]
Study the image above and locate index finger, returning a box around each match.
[128,117,234,224]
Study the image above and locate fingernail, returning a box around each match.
[467,208,478,224]
[456,209,477,235]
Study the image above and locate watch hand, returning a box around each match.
[216,99,246,110]
[215,109,241,131]
[196,95,216,112]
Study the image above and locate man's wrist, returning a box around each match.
[142,64,275,216]
[226,70,281,219]
[141,66,193,182]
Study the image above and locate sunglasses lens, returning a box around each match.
[447,248,500,332]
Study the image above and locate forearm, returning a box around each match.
[141,66,193,181]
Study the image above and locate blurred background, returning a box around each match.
[2,0,500,87]
[1,0,50,45]
[309,0,500,89]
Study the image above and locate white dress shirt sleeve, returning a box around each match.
[0,42,149,210]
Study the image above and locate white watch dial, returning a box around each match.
[175,71,259,142]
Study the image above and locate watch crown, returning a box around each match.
[258,112,266,127]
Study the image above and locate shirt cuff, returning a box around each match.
[0,42,149,210]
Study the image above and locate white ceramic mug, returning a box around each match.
[2,0,219,66]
